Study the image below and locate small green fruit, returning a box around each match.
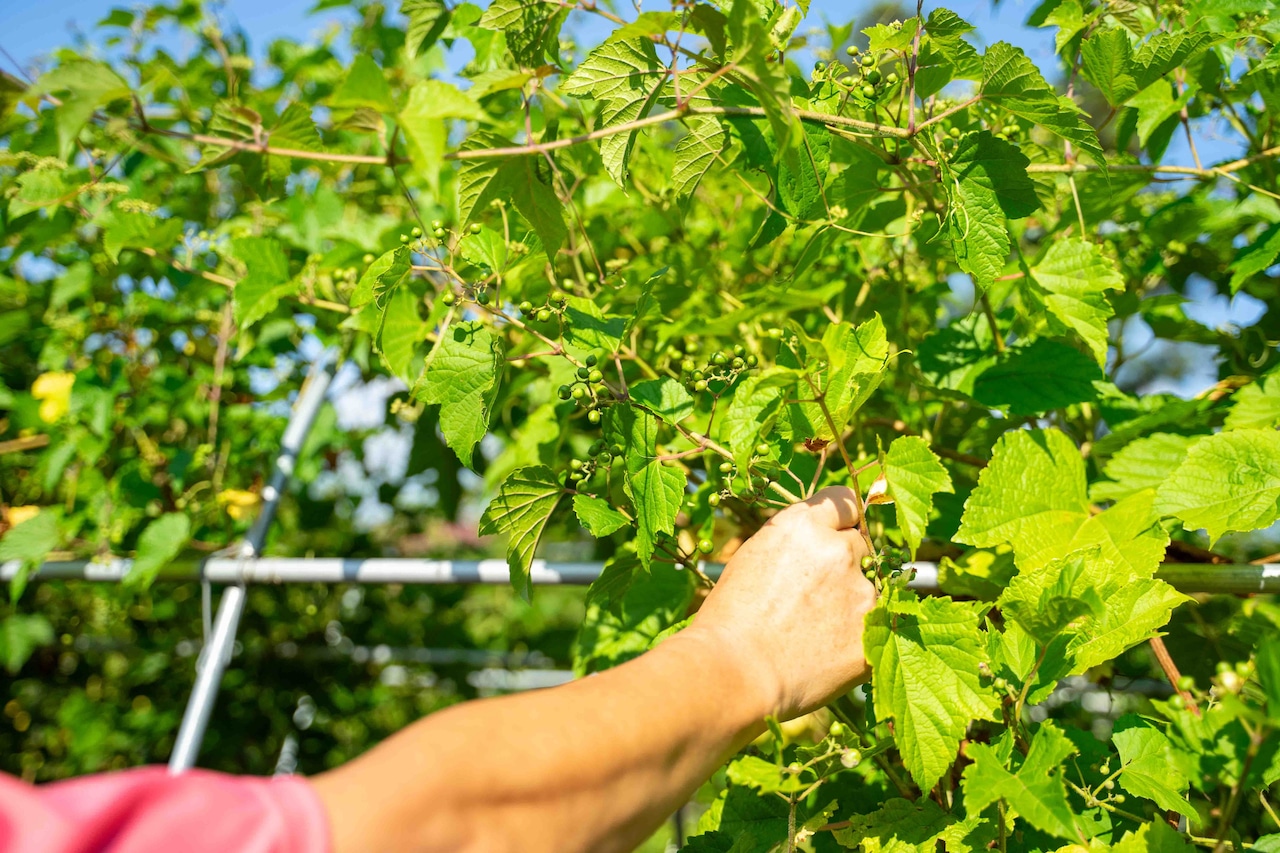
[766,328,783,340]
[860,555,874,570]
[694,379,708,392]
[362,253,375,264]
[787,762,804,775]
[441,291,456,306]
[475,290,490,305]
[861,54,876,68]
[731,357,745,370]
[571,386,587,401]
[711,351,728,366]
[697,539,714,554]
[399,233,410,243]
[846,45,859,56]
[537,308,553,323]
[519,301,533,313]
[569,458,584,471]
[587,409,602,425]
[828,721,845,738]
[745,354,759,367]
[718,461,733,474]
[866,69,882,84]
[588,368,603,383]
[993,677,1008,690]
[949,126,962,139]
[468,223,482,234]
[585,354,598,367]
[861,84,877,98]
[840,749,861,768]
[885,72,899,85]
[557,385,572,400]
[431,219,443,230]
[708,493,722,507]
[1176,674,1195,692]
[577,367,590,379]
[755,443,770,456]
[411,226,423,238]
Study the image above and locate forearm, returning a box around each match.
[314,627,772,853]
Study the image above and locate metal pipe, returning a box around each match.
[9,557,1280,595]
[167,351,337,774]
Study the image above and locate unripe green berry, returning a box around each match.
[431,219,443,230]
[362,253,375,264]
[787,762,804,775]
[585,354,598,367]
[866,69,882,84]
[846,45,859,56]
[860,555,874,570]
[476,290,490,305]
[733,345,745,357]
[557,385,572,400]
[829,721,845,738]
[468,222,482,234]
[861,84,876,98]
[841,749,861,768]
[411,226,423,238]
[949,126,962,138]
[885,72,899,85]
[731,357,745,370]
[708,493,722,507]
[561,277,574,288]
[588,368,603,383]
[587,409,602,425]
[718,461,733,474]
[767,327,783,339]
[577,367,590,379]
[993,677,1008,690]
[585,271,598,283]
[519,301,533,313]
[711,352,728,366]
[861,54,876,68]
[756,443,770,456]
[551,290,566,303]
[697,539,714,554]
[1113,795,1125,804]
[441,291,456,305]
[1177,674,1195,692]
[694,379,708,392]
[399,233,410,243]
[571,386,587,400]
[433,228,446,239]
[537,308,553,323]
[745,354,758,367]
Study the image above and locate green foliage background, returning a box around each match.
[3,0,1280,850]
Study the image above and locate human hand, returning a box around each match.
[684,487,876,722]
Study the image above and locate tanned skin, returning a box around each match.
[312,486,876,853]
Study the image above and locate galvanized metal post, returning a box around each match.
[167,351,336,774]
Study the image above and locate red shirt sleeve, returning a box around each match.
[0,766,330,853]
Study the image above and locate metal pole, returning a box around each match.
[9,557,1280,595]
[167,351,336,774]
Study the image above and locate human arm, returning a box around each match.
[311,486,876,853]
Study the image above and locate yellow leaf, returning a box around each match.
[6,505,40,527]
[217,489,260,522]
[31,372,75,423]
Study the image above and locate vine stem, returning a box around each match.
[1149,636,1200,717]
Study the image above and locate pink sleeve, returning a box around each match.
[0,766,330,853]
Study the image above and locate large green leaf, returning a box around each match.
[1091,433,1197,503]
[416,322,503,468]
[942,131,1039,288]
[1029,237,1124,365]
[377,284,427,381]
[560,37,665,186]
[573,494,630,537]
[331,54,397,113]
[956,428,1090,569]
[864,586,1000,791]
[125,513,190,589]
[1230,223,1280,294]
[400,80,487,193]
[629,377,695,424]
[961,722,1080,840]
[229,236,297,329]
[972,339,1102,415]
[478,0,566,67]
[457,131,567,259]
[478,466,565,600]
[981,42,1105,170]
[832,797,975,853]
[1113,715,1194,817]
[1154,428,1280,543]
[402,0,450,60]
[884,436,953,558]
[1226,375,1280,431]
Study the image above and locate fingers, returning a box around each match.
[794,486,863,531]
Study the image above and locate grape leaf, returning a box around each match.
[477,0,566,67]
[0,511,60,601]
[229,236,297,329]
[1155,428,1280,543]
[832,797,960,853]
[962,721,1080,840]
[1029,237,1124,365]
[351,246,412,308]
[416,322,503,468]
[1229,223,1280,294]
[125,513,190,589]
[1114,821,1197,853]
[727,755,809,794]
[377,284,427,381]
[956,428,1091,570]
[822,314,890,437]
[101,212,184,264]
[719,369,790,474]
[629,377,695,424]
[573,559,693,674]
[972,339,1102,415]
[884,436,954,558]
[1113,714,1194,817]
[1226,374,1280,431]
[629,461,685,569]
[673,116,730,200]
[560,37,665,186]
[573,494,629,537]
[458,131,566,259]
[0,614,54,675]
[942,131,1039,288]
[402,0,450,60]
[478,466,565,600]
[1081,27,1138,105]
[864,586,1000,791]
[1091,433,1197,503]
[331,54,396,113]
[30,60,131,158]
[400,80,487,194]
[981,42,1105,171]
